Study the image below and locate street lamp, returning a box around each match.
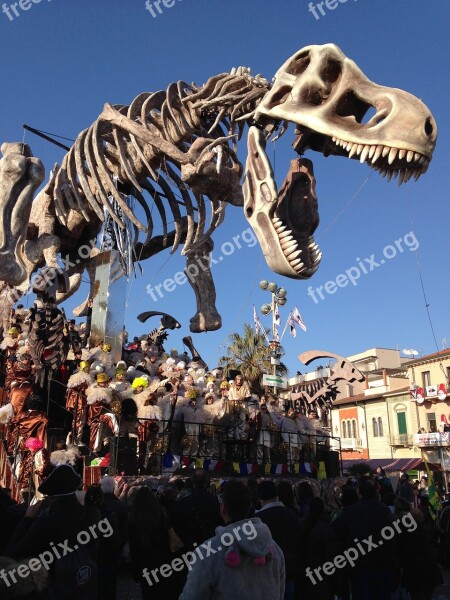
[259,280,288,394]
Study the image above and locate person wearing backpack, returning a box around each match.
[5,460,102,600]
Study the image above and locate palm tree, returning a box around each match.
[219,323,288,395]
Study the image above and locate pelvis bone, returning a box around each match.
[0,143,44,286]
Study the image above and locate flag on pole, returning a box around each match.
[292,306,307,332]
[253,305,261,335]
[273,327,279,342]
[422,453,441,520]
[288,312,296,338]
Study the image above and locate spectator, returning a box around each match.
[176,469,221,549]
[85,484,121,600]
[129,486,179,599]
[99,476,129,550]
[296,480,314,517]
[335,477,399,600]
[180,480,285,600]
[299,497,340,600]
[256,480,302,600]
[397,473,414,505]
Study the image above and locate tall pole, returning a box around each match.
[259,281,287,399]
[271,290,277,396]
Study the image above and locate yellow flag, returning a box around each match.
[318,461,327,480]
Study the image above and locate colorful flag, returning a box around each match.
[292,306,307,332]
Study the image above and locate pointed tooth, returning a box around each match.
[287,249,302,261]
[413,170,421,181]
[345,141,353,151]
[275,224,287,234]
[294,262,305,271]
[357,144,363,155]
[403,169,413,183]
[387,171,393,182]
[332,137,336,142]
[398,171,406,186]
[360,145,370,164]
[371,145,384,164]
[380,169,387,178]
[348,143,358,159]
[415,153,423,163]
[388,147,398,165]
[290,258,302,267]
[282,239,297,251]
[382,146,390,158]
[418,155,426,165]
[368,146,376,160]
[406,150,414,163]
[272,217,282,224]
[398,149,406,161]
[278,230,293,240]
[392,169,399,180]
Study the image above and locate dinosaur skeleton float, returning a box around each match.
[0,44,437,337]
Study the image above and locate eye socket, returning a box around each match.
[321,59,341,84]
[287,51,310,76]
[266,85,292,109]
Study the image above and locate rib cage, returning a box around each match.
[54,69,271,257]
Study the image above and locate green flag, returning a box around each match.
[423,454,441,520]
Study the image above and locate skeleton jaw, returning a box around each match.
[243,127,321,280]
[244,43,437,280]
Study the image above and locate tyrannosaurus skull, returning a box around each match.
[245,43,437,279]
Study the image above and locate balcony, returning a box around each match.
[341,437,363,450]
[413,432,450,447]
[389,434,414,447]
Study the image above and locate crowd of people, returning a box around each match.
[0,312,330,501]
[0,463,448,600]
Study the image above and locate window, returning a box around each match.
[342,421,347,438]
[373,418,379,437]
[352,419,357,439]
[397,412,407,435]
[447,367,450,390]
[427,412,437,433]
[378,417,383,437]
[422,371,431,388]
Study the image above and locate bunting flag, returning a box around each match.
[292,306,307,332]
[273,326,279,342]
[253,305,262,335]
[264,463,271,475]
[422,453,441,519]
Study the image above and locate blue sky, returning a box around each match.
[1,0,449,374]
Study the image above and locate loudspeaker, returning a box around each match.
[109,436,138,475]
[318,450,341,478]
